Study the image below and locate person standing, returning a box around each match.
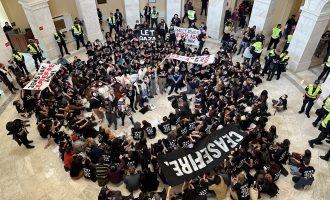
[171,14,181,27]
[107,12,117,36]
[285,15,296,36]
[187,6,197,27]
[277,51,290,79]
[320,148,330,161]
[12,49,29,75]
[0,63,18,94]
[27,39,43,70]
[231,9,240,33]
[251,41,263,66]
[150,6,159,28]
[266,51,280,81]
[299,80,322,118]
[114,9,123,30]
[318,54,330,82]
[157,19,168,43]
[312,95,330,127]
[255,31,266,45]
[267,24,282,50]
[54,30,70,57]
[182,0,191,23]
[200,0,208,16]
[97,8,103,25]
[157,64,168,94]
[168,67,182,95]
[71,21,85,50]
[308,113,330,148]
[282,33,293,52]
[143,3,151,25]
[315,31,330,57]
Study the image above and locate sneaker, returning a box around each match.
[26,145,35,149]
[306,114,310,118]
[312,122,317,127]
[320,156,329,161]
[298,111,303,114]
[308,140,314,148]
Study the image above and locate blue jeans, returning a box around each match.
[290,166,301,176]
[292,176,314,189]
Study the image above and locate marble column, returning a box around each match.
[0,28,12,64]
[18,0,59,60]
[123,0,140,29]
[166,0,182,25]
[287,7,330,72]
[248,0,276,33]
[75,0,103,42]
[206,0,227,39]
[320,75,330,101]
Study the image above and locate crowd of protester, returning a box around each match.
[4,3,316,200]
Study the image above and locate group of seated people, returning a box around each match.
[7,22,315,200]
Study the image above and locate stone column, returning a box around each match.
[206,0,227,39]
[0,28,12,64]
[166,0,182,25]
[19,0,59,60]
[75,0,103,42]
[123,0,140,29]
[320,75,330,101]
[248,0,276,33]
[288,7,330,72]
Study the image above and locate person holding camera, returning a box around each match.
[7,119,34,149]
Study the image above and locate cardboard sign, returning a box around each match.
[139,28,156,42]
[174,26,201,46]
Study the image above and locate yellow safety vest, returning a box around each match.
[151,10,158,18]
[323,98,330,112]
[252,41,263,54]
[54,32,62,43]
[108,16,116,25]
[188,10,195,20]
[306,84,321,99]
[269,49,275,56]
[13,52,23,61]
[72,25,82,35]
[280,53,289,62]
[321,112,330,128]
[27,43,40,54]
[271,27,281,39]
[287,34,293,43]
[326,56,330,67]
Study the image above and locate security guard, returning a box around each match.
[282,33,293,52]
[71,21,85,50]
[318,54,330,82]
[187,6,196,27]
[12,49,29,74]
[312,95,330,127]
[54,30,70,57]
[27,39,43,70]
[150,6,158,28]
[261,49,276,76]
[277,50,290,79]
[299,80,322,118]
[251,41,263,66]
[308,112,330,148]
[267,24,282,50]
[107,12,117,35]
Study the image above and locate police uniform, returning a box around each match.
[299,81,322,117]
[267,25,282,50]
[108,15,117,35]
[71,24,85,50]
[251,41,263,66]
[309,113,330,148]
[150,8,158,28]
[54,31,69,57]
[267,53,280,81]
[187,9,196,27]
[278,52,289,79]
[12,51,29,74]
[313,97,330,127]
[282,34,292,52]
[27,42,42,69]
[318,55,330,81]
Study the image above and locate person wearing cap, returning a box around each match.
[312,95,330,127]
[12,49,29,75]
[267,24,282,50]
[54,29,70,57]
[187,6,196,27]
[71,21,85,50]
[27,39,43,70]
[299,80,322,118]
[317,54,330,82]
[150,6,159,28]
[114,9,123,30]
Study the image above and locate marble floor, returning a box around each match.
[1,23,330,200]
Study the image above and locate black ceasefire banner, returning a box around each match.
[139,28,156,42]
[158,125,247,186]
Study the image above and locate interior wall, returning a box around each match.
[0,0,9,27]
[139,0,166,18]
[48,0,79,19]
[96,0,124,20]
[1,0,29,31]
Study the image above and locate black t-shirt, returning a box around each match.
[233,181,250,200]
[83,164,96,179]
[132,128,144,140]
[299,166,315,179]
[70,161,83,177]
[144,126,156,137]
[158,121,171,134]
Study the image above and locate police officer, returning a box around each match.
[299,80,322,118]
[114,9,123,30]
[267,50,280,81]
[282,33,293,52]
[107,12,117,35]
[320,148,330,161]
[187,6,196,27]
[71,21,85,50]
[318,54,330,82]
[27,39,43,70]
[312,95,330,127]
[308,112,330,148]
[54,29,70,57]
[267,24,282,50]
[251,41,263,66]
[278,51,290,79]
[261,49,276,76]
[0,63,18,94]
[12,49,29,74]
[150,6,158,28]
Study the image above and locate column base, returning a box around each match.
[44,46,60,60]
[86,31,103,43]
[288,59,311,72]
